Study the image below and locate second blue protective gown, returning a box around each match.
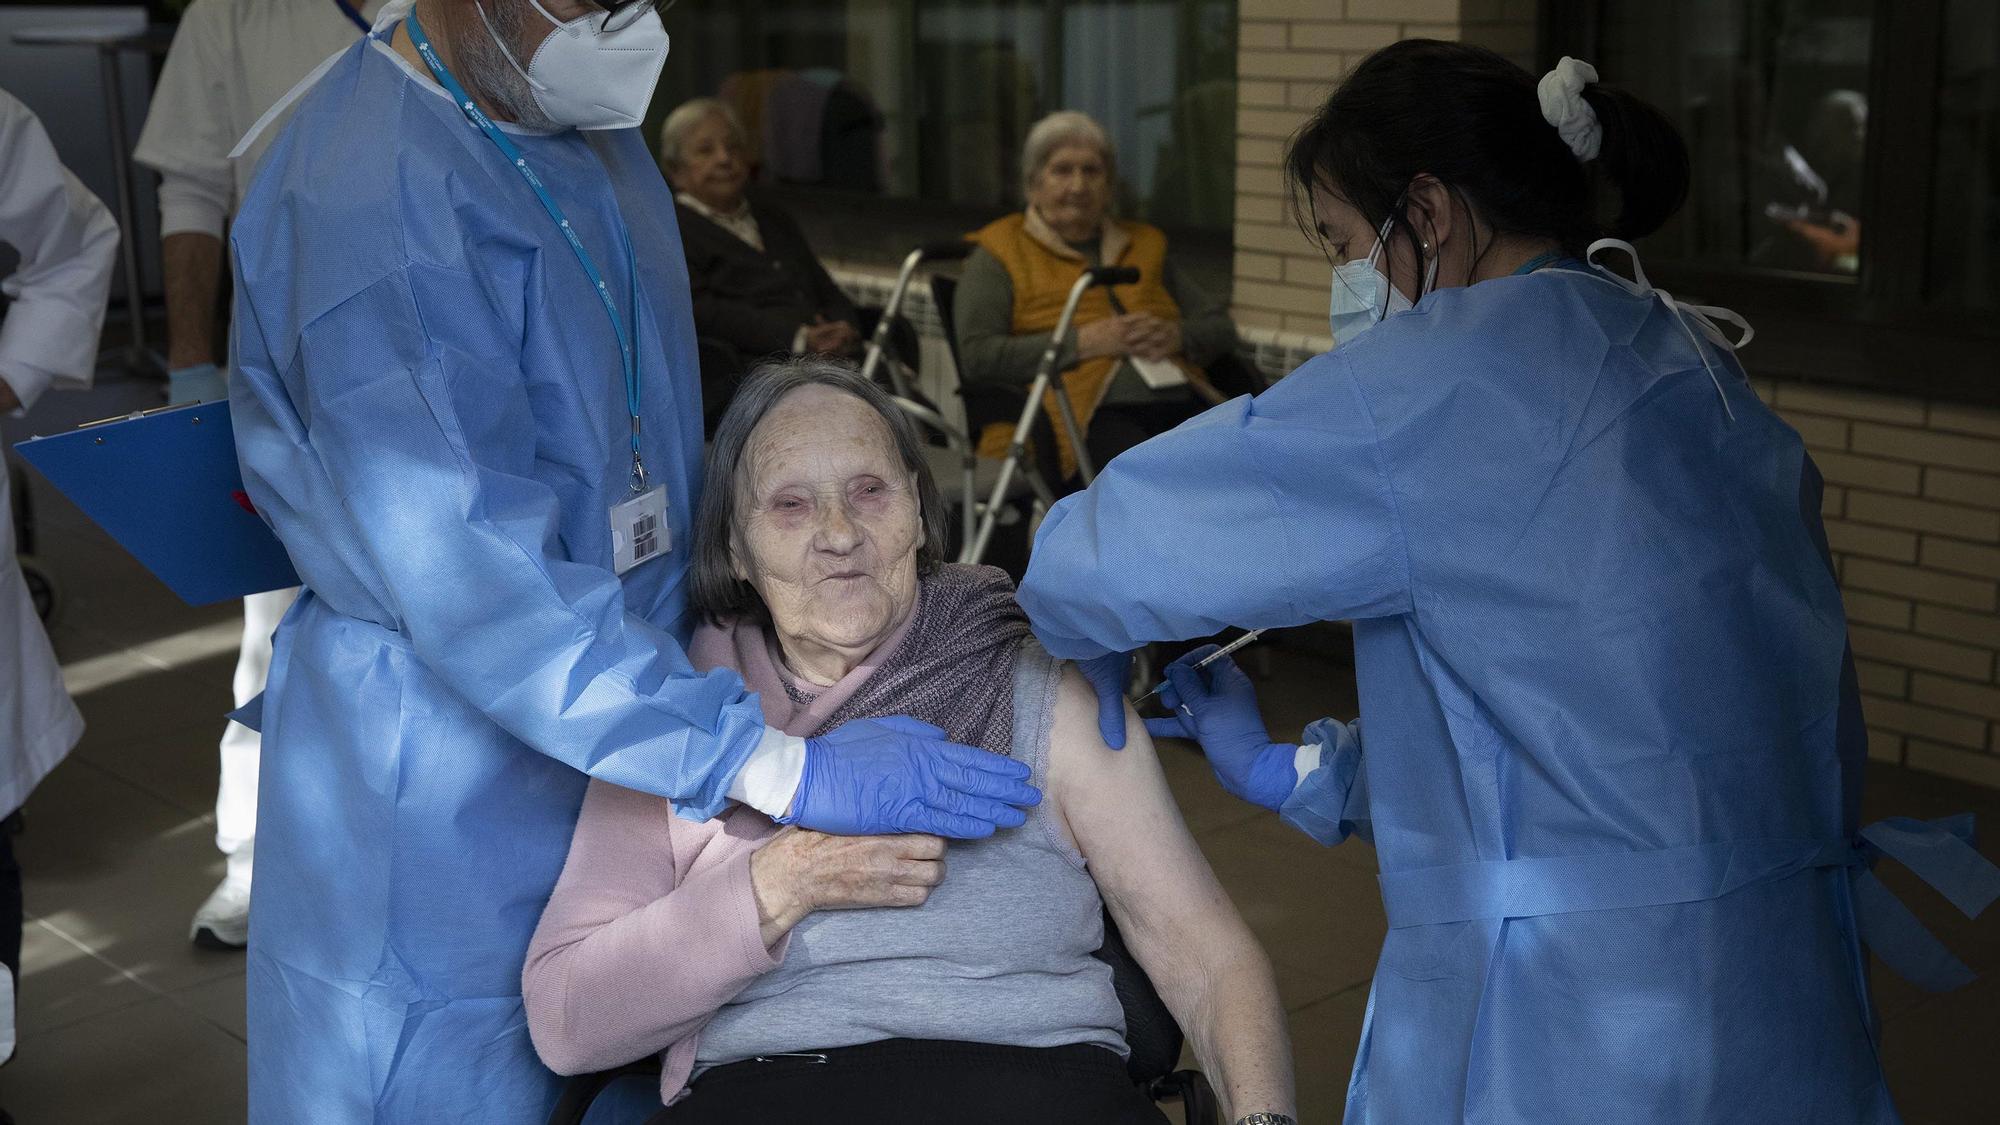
[1018,263,1903,1123]
[228,34,771,1123]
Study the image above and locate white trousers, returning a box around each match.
[216,585,298,887]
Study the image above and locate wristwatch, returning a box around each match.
[1234,1115,1297,1125]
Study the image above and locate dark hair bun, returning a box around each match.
[1285,39,1691,259]
[1580,83,1690,240]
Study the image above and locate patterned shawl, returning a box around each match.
[688,564,1032,755]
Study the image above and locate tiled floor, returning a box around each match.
[2,370,1998,1124]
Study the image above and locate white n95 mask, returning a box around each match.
[1328,211,1436,346]
[477,0,670,131]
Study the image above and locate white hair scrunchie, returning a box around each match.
[1538,56,1602,162]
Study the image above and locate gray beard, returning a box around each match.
[458,0,560,131]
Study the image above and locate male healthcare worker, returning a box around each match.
[0,84,119,1073]
[227,2,1041,1119]
[1020,43,1999,1125]
[135,0,386,952]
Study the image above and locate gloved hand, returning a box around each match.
[1075,650,1131,749]
[781,715,1042,838]
[167,362,228,406]
[1144,645,1297,811]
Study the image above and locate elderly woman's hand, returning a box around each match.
[1075,315,1130,360]
[748,827,947,946]
[803,317,862,357]
[1076,313,1180,363]
[1120,313,1181,362]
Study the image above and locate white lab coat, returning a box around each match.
[134,0,385,241]
[132,0,376,885]
[1,84,117,1066]
[0,91,118,420]
[0,87,115,814]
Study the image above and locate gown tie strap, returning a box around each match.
[1851,814,2000,991]
[1378,815,1999,992]
[1584,238,1755,420]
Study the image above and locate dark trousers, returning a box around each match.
[1,812,19,983]
[652,1039,1170,1125]
[2,811,21,1037]
[1080,398,1206,479]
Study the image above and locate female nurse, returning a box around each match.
[1018,39,1994,1125]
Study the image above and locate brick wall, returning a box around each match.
[1226,3,2000,790]
[1233,1,1538,346]
[1757,383,2000,789]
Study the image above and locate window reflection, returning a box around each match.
[1929,0,2000,309]
[1599,0,1872,277]
[651,1,1237,234]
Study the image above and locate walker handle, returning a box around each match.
[1088,265,1140,287]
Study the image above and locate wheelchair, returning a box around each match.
[857,243,1033,568]
[544,908,1222,1125]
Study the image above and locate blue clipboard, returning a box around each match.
[12,400,300,606]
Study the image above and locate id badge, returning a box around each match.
[609,485,669,575]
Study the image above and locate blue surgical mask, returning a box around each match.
[1328,213,1435,345]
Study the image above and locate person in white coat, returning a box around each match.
[0,84,118,1072]
[132,0,382,948]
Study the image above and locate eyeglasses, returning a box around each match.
[596,0,673,33]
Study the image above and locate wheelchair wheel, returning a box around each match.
[17,554,57,626]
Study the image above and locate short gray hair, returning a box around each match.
[1021,110,1116,197]
[690,357,949,625]
[659,97,745,172]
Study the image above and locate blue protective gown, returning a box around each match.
[1018,264,1942,1123]
[228,35,770,1123]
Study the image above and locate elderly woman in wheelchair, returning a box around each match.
[522,358,1295,1125]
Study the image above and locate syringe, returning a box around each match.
[1136,628,1267,703]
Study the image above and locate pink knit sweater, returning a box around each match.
[520,607,921,1105]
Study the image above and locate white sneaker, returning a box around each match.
[190,878,251,950]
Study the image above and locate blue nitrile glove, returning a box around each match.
[1144,645,1297,811]
[167,362,228,406]
[781,715,1042,838]
[1075,650,1131,749]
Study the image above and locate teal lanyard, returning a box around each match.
[405,11,649,492]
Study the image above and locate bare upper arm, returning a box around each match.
[1046,665,1248,974]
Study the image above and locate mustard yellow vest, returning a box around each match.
[970,212,1193,477]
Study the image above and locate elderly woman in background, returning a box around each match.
[523,358,1295,1125]
[956,110,1242,482]
[661,99,864,418]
